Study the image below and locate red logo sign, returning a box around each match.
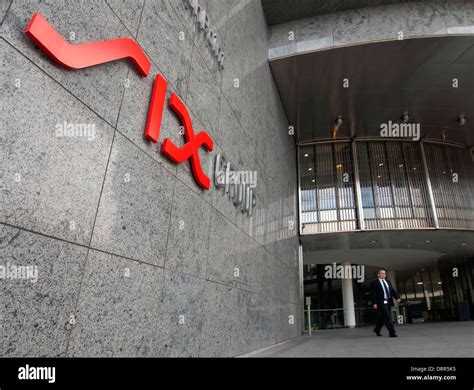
[25,12,214,190]
[144,75,214,189]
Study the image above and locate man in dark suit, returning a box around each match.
[370,268,401,337]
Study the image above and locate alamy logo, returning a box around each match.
[18,365,55,384]
[55,121,96,141]
[0,263,38,283]
[324,263,365,283]
[380,121,420,141]
[214,154,257,216]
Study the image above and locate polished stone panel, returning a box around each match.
[67,250,164,357]
[174,110,216,204]
[261,0,411,26]
[268,1,474,60]
[0,0,12,23]
[186,4,226,84]
[209,142,250,232]
[200,0,231,28]
[274,299,298,343]
[367,4,410,41]
[207,209,252,290]
[90,133,175,266]
[199,281,245,356]
[249,245,276,297]
[221,0,247,70]
[0,225,88,357]
[221,54,244,123]
[333,8,372,47]
[403,2,447,37]
[1,1,133,125]
[165,180,212,279]
[0,40,114,245]
[185,48,221,144]
[437,1,474,35]
[215,95,244,165]
[244,291,277,352]
[116,64,182,175]
[297,14,334,52]
[137,0,193,97]
[106,0,145,37]
[156,271,207,357]
[268,21,298,59]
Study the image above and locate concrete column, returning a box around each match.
[341,262,356,328]
[298,245,304,335]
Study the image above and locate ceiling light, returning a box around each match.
[425,240,431,243]
[458,114,466,126]
[417,282,423,285]
[336,164,343,169]
[304,154,309,157]
[335,115,343,126]
[370,240,377,244]
[438,282,442,285]
[461,243,467,246]
[308,168,312,171]
[379,163,384,167]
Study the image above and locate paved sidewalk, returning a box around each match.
[243,322,474,357]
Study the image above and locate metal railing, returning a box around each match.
[304,308,345,330]
[303,308,380,330]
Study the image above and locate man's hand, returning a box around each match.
[373,304,378,309]
[396,299,401,304]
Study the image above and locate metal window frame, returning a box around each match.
[420,142,440,229]
[352,141,365,230]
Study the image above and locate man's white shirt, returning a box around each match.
[378,278,390,299]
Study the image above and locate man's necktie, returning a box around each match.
[383,280,390,299]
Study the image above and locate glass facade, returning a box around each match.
[357,142,433,229]
[397,257,474,322]
[424,143,474,230]
[299,140,474,234]
[299,142,357,234]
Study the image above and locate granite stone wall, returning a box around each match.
[0,0,300,357]
[268,1,474,60]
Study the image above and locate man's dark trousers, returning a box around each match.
[374,303,395,336]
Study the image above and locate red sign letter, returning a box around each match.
[25,12,151,76]
[144,74,168,143]
[162,95,214,190]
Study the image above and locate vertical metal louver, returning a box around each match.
[424,143,474,230]
[299,142,356,233]
[298,140,472,235]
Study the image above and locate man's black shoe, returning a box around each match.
[373,329,382,336]
[389,334,398,337]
